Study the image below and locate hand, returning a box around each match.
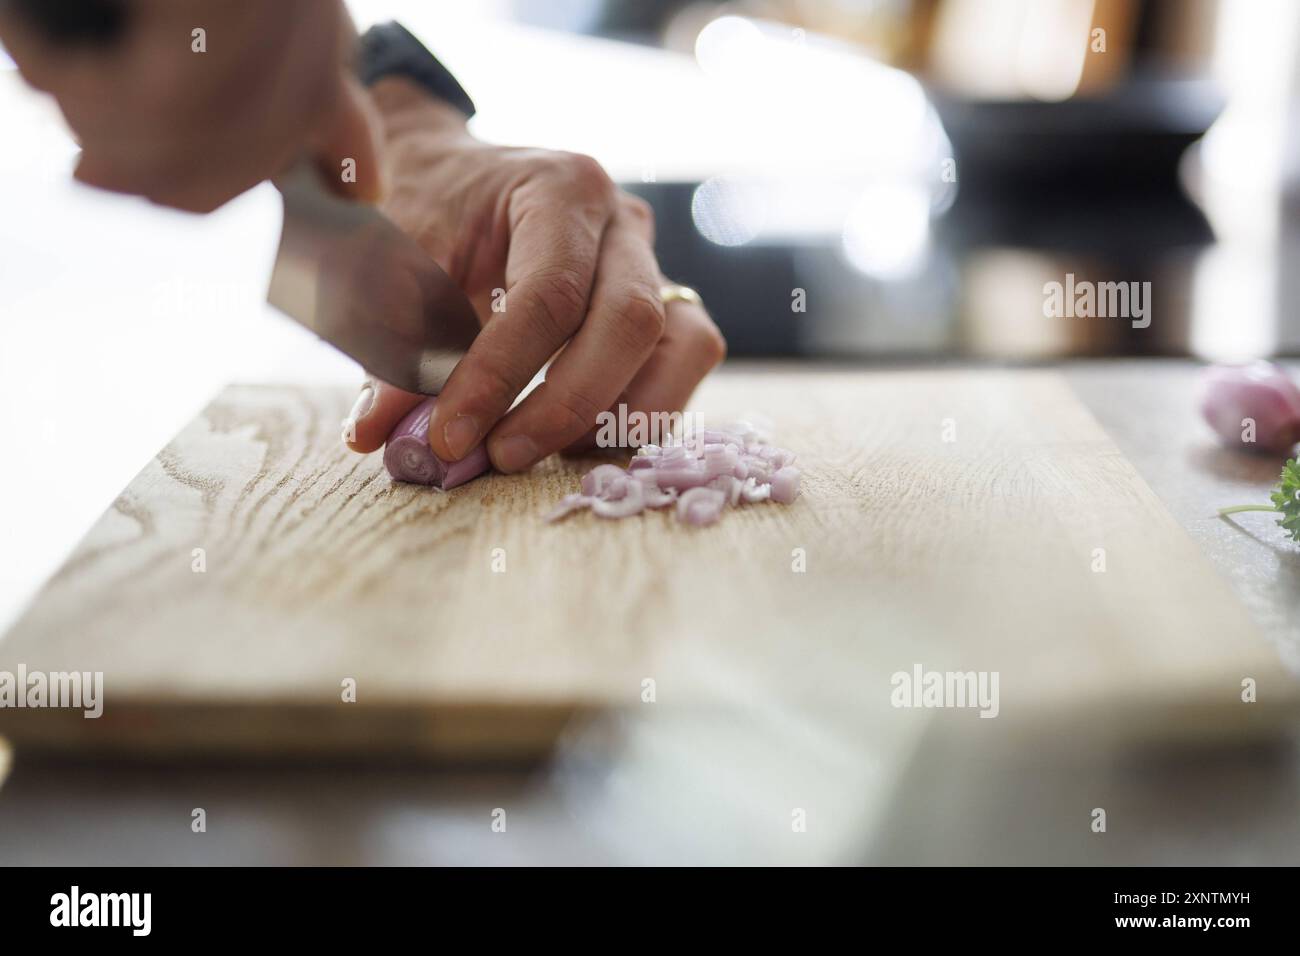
[344,77,727,473]
[0,0,381,211]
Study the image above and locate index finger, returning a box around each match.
[425,158,615,461]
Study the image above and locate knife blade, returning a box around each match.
[267,159,481,395]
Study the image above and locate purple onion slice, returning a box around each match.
[644,486,678,509]
[677,487,727,526]
[709,475,743,506]
[546,493,596,522]
[770,466,801,504]
[592,479,646,518]
[581,464,629,497]
[740,477,771,503]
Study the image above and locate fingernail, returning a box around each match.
[341,383,375,444]
[443,414,481,461]
[348,383,376,422]
[494,434,539,473]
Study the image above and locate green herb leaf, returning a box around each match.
[1268,458,1300,541]
[1216,458,1300,541]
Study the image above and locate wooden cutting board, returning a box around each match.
[0,369,1292,761]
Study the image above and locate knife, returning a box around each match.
[0,2,481,393]
[267,159,481,395]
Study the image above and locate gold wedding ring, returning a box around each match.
[659,283,701,307]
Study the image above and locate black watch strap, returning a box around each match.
[1,0,129,45]
[356,22,476,120]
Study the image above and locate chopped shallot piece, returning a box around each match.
[652,467,712,489]
[770,466,801,504]
[592,479,646,518]
[546,493,595,522]
[740,477,771,503]
[581,464,628,498]
[704,450,739,477]
[709,475,743,506]
[643,486,678,508]
[602,476,630,501]
[677,487,726,526]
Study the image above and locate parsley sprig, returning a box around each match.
[1219,458,1300,541]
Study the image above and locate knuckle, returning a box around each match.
[608,286,667,352]
[463,360,524,415]
[620,193,656,228]
[559,152,614,200]
[547,388,606,439]
[520,269,589,341]
[692,315,728,368]
[619,194,656,242]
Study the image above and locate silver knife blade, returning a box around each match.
[267,159,481,395]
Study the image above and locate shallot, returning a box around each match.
[545,419,801,526]
[384,397,491,489]
[1201,361,1300,454]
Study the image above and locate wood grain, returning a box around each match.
[0,368,1293,761]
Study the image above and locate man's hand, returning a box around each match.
[0,0,380,211]
[344,77,726,474]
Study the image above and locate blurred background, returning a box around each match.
[355,0,1298,364]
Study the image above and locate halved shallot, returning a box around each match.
[385,397,491,490]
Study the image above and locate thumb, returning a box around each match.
[312,75,385,203]
[342,378,424,453]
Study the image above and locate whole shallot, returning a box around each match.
[1201,361,1300,454]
